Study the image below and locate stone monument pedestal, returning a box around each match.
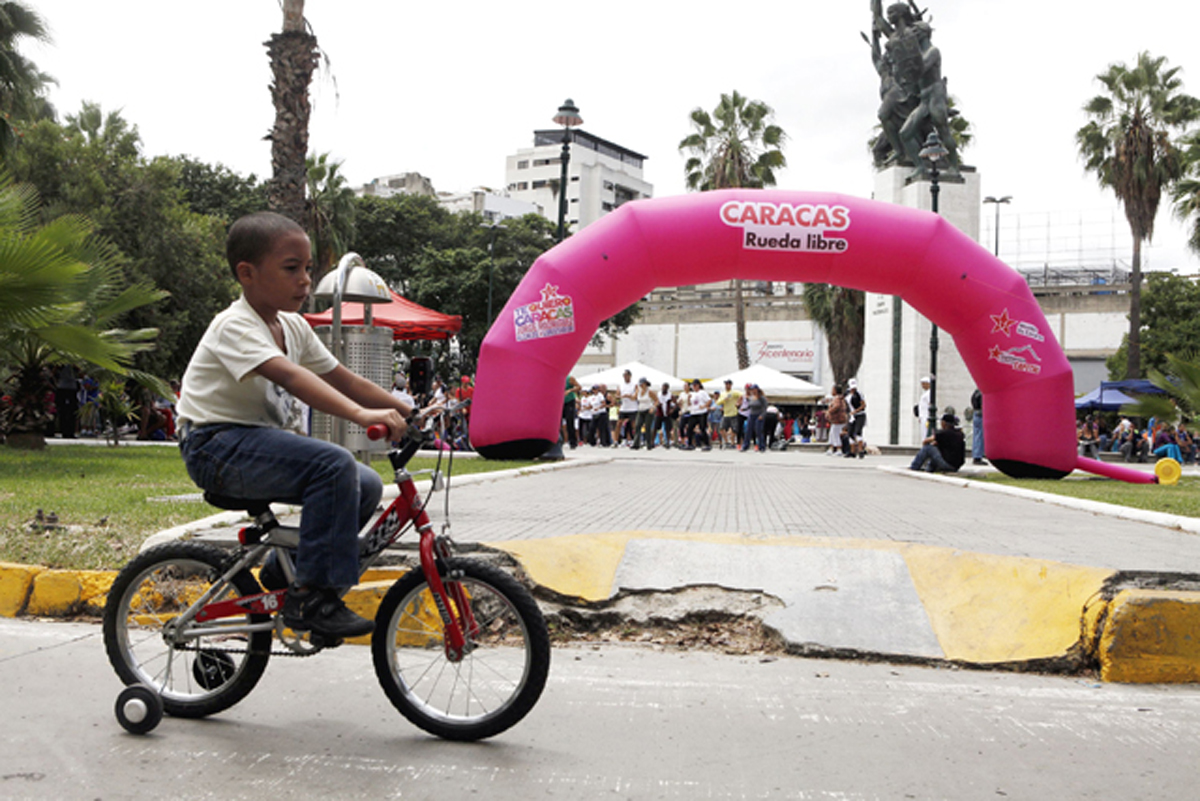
[859,164,982,446]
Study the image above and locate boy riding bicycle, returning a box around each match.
[175,212,412,641]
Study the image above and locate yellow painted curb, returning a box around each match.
[0,562,43,617]
[1099,589,1200,684]
[901,546,1113,664]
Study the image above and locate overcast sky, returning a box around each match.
[26,0,1200,272]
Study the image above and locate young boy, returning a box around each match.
[176,212,412,640]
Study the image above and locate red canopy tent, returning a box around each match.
[304,290,462,341]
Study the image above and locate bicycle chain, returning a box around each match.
[171,639,318,658]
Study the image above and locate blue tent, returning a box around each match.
[1074,380,1165,412]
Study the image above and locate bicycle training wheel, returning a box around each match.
[372,557,551,741]
[103,542,271,719]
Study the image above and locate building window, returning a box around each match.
[602,201,615,212]
[533,157,560,167]
[516,182,529,190]
[532,180,548,189]
[517,160,529,169]
[603,180,615,191]
[570,175,580,182]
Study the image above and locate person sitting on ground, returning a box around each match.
[1153,423,1184,463]
[909,412,966,473]
[1177,421,1196,464]
[1077,415,1100,459]
[175,211,413,642]
[1120,425,1150,463]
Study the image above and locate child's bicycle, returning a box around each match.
[102,401,550,740]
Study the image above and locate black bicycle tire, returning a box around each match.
[371,557,551,740]
[103,541,271,719]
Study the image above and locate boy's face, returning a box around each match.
[238,230,313,314]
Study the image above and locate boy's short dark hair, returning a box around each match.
[226,211,307,280]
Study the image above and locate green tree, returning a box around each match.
[679,91,787,368]
[802,284,864,389]
[1171,131,1200,256]
[0,173,167,444]
[265,0,319,224]
[172,155,266,223]
[0,1,53,158]
[1123,352,1200,425]
[306,151,355,285]
[1076,51,1200,379]
[10,106,238,377]
[1106,272,1200,380]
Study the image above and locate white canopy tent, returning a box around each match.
[572,361,686,392]
[702,364,826,403]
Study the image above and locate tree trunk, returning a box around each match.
[734,279,749,369]
[265,25,318,225]
[1127,236,1142,379]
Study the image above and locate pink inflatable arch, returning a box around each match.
[470,190,1153,483]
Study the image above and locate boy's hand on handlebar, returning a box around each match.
[359,408,408,441]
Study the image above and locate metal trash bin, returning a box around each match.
[311,324,393,453]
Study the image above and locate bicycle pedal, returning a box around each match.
[308,634,344,649]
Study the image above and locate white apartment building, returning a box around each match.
[505,129,653,234]
[437,188,541,222]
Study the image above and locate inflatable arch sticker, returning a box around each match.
[470,190,1154,484]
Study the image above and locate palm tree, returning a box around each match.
[1076,52,1200,380]
[306,151,356,294]
[0,173,167,445]
[679,91,786,368]
[0,1,54,157]
[265,0,319,224]
[802,283,864,389]
[1172,132,1200,255]
[1123,351,1200,425]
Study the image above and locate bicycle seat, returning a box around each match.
[203,492,273,516]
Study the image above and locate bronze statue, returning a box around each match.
[867,0,961,177]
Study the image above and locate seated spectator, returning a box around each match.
[1077,416,1100,459]
[1177,422,1196,464]
[1120,427,1150,463]
[1153,424,1183,463]
[910,412,966,473]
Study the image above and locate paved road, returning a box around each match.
[439,447,1200,572]
[3,618,1200,800]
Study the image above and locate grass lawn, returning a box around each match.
[971,473,1200,518]
[0,444,536,571]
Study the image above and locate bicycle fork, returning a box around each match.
[401,477,480,661]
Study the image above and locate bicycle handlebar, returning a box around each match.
[366,398,471,442]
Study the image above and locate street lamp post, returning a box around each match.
[983,195,1012,257]
[481,221,502,326]
[552,99,583,243]
[918,131,949,436]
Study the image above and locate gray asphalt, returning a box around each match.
[441,445,1200,573]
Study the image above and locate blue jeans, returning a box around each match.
[910,442,954,472]
[742,413,763,450]
[180,425,382,589]
[972,409,984,460]
[1154,443,1183,462]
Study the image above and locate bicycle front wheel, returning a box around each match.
[372,557,550,740]
[103,542,271,719]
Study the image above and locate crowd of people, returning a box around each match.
[558,369,855,454]
[1081,415,1197,465]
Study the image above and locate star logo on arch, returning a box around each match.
[540,283,561,302]
[990,308,1016,337]
[988,345,1004,361]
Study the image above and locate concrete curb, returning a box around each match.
[879,465,1200,535]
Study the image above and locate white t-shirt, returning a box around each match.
[176,295,338,432]
[619,380,638,413]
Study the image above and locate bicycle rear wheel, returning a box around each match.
[103,542,271,718]
[372,557,550,740]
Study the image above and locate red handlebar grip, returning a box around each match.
[366,424,389,441]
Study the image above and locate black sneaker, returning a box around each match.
[282,587,374,639]
[257,551,289,591]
